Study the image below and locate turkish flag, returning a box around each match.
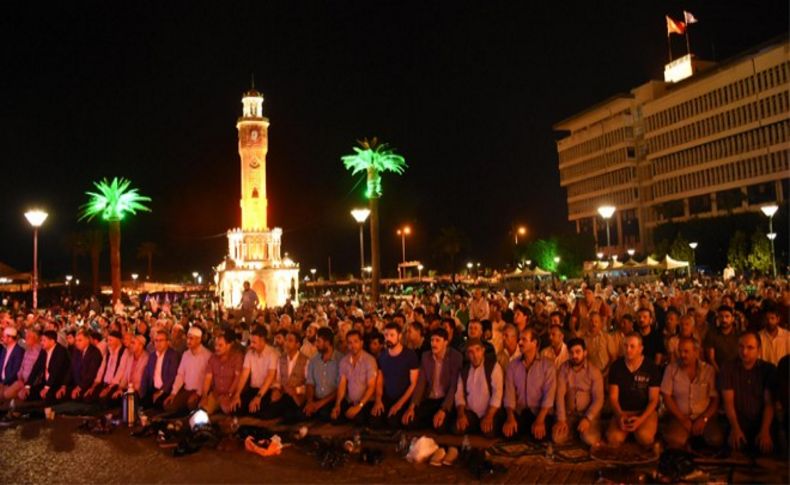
[666,15,686,36]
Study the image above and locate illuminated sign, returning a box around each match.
[664,54,694,83]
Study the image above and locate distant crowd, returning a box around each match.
[0,276,788,456]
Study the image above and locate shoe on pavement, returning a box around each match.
[429,447,446,466]
[442,446,458,465]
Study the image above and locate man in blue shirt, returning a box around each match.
[371,322,419,428]
[304,327,342,421]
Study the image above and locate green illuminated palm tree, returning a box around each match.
[342,138,407,301]
[79,177,151,303]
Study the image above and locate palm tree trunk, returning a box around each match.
[109,220,121,303]
[369,196,380,302]
[91,249,100,295]
[71,251,79,280]
[147,253,152,280]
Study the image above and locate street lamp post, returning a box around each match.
[688,242,698,277]
[351,208,371,280]
[418,264,424,280]
[396,226,411,263]
[597,205,616,256]
[761,204,779,278]
[24,210,48,310]
[627,248,635,258]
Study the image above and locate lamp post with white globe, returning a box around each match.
[597,205,616,256]
[761,204,779,277]
[688,242,698,276]
[351,208,371,280]
[25,209,48,309]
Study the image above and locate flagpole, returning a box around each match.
[685,29,691,57]
[667,34,673,62]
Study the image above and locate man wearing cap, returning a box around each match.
[112,335,149,399]
[454,338,504,438]
[67,329,103,401]
[21,330,71,404]
[0,327,25,398]
[2,329,41,403]
[83,330,126,404]
[140,330,180,408]
[164,326,212,413]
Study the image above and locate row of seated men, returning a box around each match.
[0,321,783,455]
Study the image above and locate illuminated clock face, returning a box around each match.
[249,157,261,169]
[250,130,259,141]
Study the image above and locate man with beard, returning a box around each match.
[636,308,665,366]
[704,306,740,374]
[331,330,377,425]
[200,330,243,415]
[304,327,342,421]
[502,328,556,442]
[233,326,278,416]
[300,323,319,359]
[370,323,419,428]
[759,307,789,365]
[553,338,604,446]
[454,339,503,438]
[496,324,521,373]
[606,333,661,448]
[402,328,463,432]
[585,312,614,376]
[263,331,308,423]
[661,337,723,449]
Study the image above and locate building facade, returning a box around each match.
[215,88,299,310]
[555,37,789,253]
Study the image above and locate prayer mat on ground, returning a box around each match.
[590,442,659,465]
[487,441,544,458]
[51,402,103,417]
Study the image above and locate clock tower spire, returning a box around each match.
[237,86,269,230]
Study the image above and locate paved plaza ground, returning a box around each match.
[0,413,786,484]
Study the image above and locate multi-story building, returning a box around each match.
[554,36,789,253]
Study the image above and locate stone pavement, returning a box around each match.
[0,413,786,484]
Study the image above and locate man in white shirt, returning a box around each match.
[453,339,503,438]
[232,326,278,416]
[759,308,789,365]
[541,324,569,369]
[164,327,212,413]
[84,331,126,404]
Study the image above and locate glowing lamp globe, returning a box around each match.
[761,204,779,218]
[689,242,698,250]
[627,249,635,256]
[350,208,371,224]
[25,210,48,228]
[597,205,616,220]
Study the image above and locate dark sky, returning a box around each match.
[1,1,787,281]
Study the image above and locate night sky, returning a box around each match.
[1,1,787,281]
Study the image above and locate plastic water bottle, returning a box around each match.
[353,432,362,452]
[545,442,554,463]
[122,383,137,427]
[231,416,240,433]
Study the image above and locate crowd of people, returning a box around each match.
[0,276,788,457]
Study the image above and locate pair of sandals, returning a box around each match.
[429,446,459,466]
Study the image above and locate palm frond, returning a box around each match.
[79,177,152,222]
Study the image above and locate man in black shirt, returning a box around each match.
[606,332,661,448]
[720,332,776,454]
[637,308,665,366]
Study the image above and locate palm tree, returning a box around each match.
[342,138,407,301]
[62,232,87,279]
[79,177,151,303]
[433,226,467,281]
[136,241,159,280]
[84,229,104,295]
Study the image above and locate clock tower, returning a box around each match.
[237,88,269,230]
[215,85,299,310]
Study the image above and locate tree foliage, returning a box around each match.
[79,177,152,222]
[341,137,407,198]
[669,233,693,262]
[726,230,749,273]
[747,229,772,274]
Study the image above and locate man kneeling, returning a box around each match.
[453,339,503,438]
[553,338,604,446]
